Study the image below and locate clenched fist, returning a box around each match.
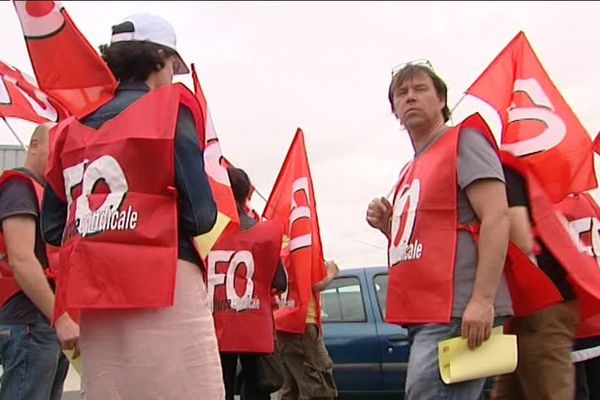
[366,197,393,236]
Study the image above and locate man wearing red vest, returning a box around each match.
[491,163,600,400]
[0,124,79,400]
[41,14,224,399]
[211,167,287,400]
[366,61,512,399]
[557,193,600,400]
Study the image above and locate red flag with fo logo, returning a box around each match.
[0,60,66,123]
[262,129,326,334]
[190,64,240,257]
[13,0,117,119]
[466,31,596,202]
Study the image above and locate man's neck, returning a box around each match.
[23,160,44,184]
[409,119,446,154]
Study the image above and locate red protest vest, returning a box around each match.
[502,153,600,322]
[0,170,59,306]
[555,193,600,338]
[46,84,203,312]
[387,114,497,324]
[207,220,283,353]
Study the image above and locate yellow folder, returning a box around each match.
[63,349,82,375]
[438,326,517,384]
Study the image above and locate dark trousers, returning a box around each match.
[575,357,600,400]
[277,324,337,400]
[220,352,271,400]
[0,313,69,400]
[492,301,580,400]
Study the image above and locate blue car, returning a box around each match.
[320,266,493,399]
[320,266,409,398]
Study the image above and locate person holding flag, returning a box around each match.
[462,31,600,400]
[262,129,339,399]
[366,61,513,399]
[276,259,339,400]
[491,179,600,400]
[490,164,581,399]
[41,14,224,399]
[556,192,600,400]
[0,123,79,400]
[210,166,286,400]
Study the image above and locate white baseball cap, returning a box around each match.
[110,13,189,75]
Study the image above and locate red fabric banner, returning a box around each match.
[263,129,326,334]
[13,0,117,118]
[466,31,596,202]
[0,60,64,123]
[190,64,240,256]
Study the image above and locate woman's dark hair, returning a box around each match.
[388,64,451,122]
[227,167,252,205]
[99,41,177,82]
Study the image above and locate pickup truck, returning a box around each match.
[320,266,493,399]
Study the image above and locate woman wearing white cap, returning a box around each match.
[42,14,225,399]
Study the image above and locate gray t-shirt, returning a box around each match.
[414,127,513,317]
[0,169,49,325]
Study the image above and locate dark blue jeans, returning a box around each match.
[0,313,69,400]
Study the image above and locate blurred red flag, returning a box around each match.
[190,64,240,257]
[466,31,596,202]
[263,129,326,334]
[0,60,66,123]
[13,0,117,118]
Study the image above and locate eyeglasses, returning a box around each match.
[391,59,434,77]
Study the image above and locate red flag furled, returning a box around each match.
[190,64,240,257]
[13,0,117,118]
[263,129,327,334]
[0,60,66,123]
[466,31,596,202]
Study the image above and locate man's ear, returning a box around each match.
[28,138,39,154]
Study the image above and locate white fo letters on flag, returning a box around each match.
[288,177,312,252]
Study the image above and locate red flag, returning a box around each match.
[593,132,600,156]
[190,64,240,257]
[466,31,596,202]
[263,129,327,334]
[0,60,66,123]
[13,0,117,118]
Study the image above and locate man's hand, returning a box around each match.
[366,197,393,235]
[55,312,80,358]
[325,260,339,278]
[461,297,494,350]
[313,260,340,292]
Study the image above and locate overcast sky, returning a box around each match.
[1,1,599,268]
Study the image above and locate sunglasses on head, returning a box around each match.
[391,59,435,77]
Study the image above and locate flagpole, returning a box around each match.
[253,188,268,203]
[386,184,395,200]
[449,93,467,125]
[1,116,28,150]
[352,239,385,251]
